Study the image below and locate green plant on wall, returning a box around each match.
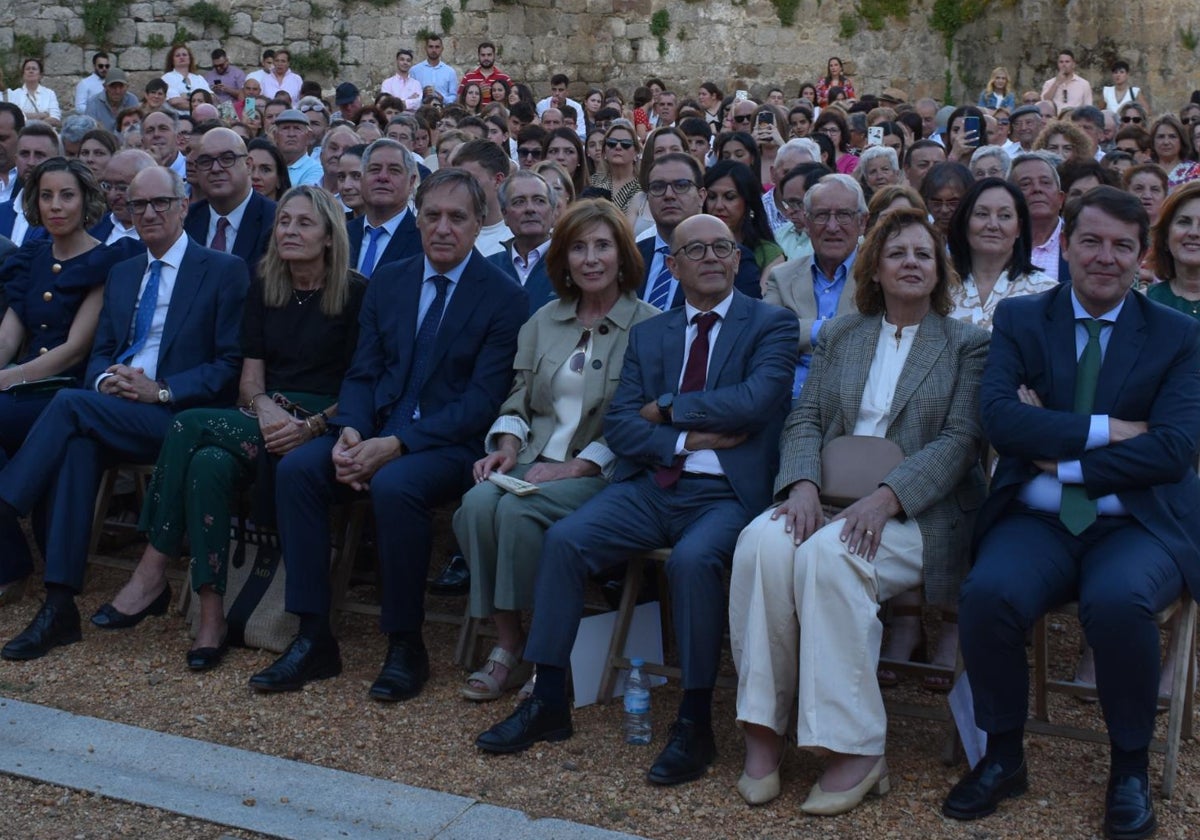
[650,9,670,58]
[289,47,339,79]
[441,6,456,33]
[770,0,800,26]
[172,26,196,45]
[859,0,909,31]
[144,33,168,50]
[81,0,129,48]
[182,2,233,35]
[1182,26,1199,52]
[839,13,858,39]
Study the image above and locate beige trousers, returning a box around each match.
[729,507,924,755]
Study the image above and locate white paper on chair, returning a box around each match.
[569,601,667,709]
[949,671,988,769]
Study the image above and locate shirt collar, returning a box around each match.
[367,208,409,236]
[684,289,735,323]
[1070,288,1124,324]
[153,232,190,271]
[423,254,471,285]
[215,189,254,231]
[811,248,857,286]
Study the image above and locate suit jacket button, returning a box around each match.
[598,324,609,335]
[40,324,48,330]
[38,347,48,355]
[43,291,53,301]
[591,359,602,369]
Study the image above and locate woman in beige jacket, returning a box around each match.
[453,199,659,701]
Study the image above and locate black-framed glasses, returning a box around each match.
[1121,116,1143,124]
[99,180,129,193]
[518,146,542,159]
[128,196,180,215]
[673,239,736,260]
[605,138,634,149]
[96,63,110,70]
[195,152,247,170]
[646,179,698,197]
[808,210,859,227]
[732,113,753,123]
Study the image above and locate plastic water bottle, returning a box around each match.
[623,659,652,744]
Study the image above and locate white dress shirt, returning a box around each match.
[103,214,140,245]
[204,190,253,252]
[75,73,105,113]
[854,320,918,438]
[508,240,550,286]
[673,290,736,475]
[380,74,423,111]
[161,72,211,100]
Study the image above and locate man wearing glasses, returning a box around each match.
[74,52,110,114]
[636,153,762,308]
[477,212,796,789]
[0,166,248,661]
[183,128,277,281]
[514,125,547,170]
[92,148,156,245]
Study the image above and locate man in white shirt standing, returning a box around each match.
[381,49,423,112]
[245,50,274,88]
[261,49,303,103]
[74,52,110,114]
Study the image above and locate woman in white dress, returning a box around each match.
[161,44,211,112]
[5,58,60,127]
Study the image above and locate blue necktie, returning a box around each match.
[382,275,451,436]
[118,260,163,364]
[360,225,386,278]
[647,246,674,310]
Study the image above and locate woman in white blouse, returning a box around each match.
[161,44,211,112]
[6,58,60,127]
[452,198,659,702]
[729,209,989,813]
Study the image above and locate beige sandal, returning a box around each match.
[461,646,533,702]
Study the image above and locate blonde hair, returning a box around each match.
[259,186,352,316]
[986,66,1011,97]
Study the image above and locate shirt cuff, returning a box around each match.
[576,441,615,471]
[1086,415,1110,450]
[674,431,689,456]
[1058,460,1084,484]
[95,372,113,391]
[485,415,529,454]
[809,319,823,346]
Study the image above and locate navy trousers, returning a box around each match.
[275,434,474,634]
[0,389,172,589]
[523,473,751,691]
[960,508,1183,751]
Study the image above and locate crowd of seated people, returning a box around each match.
[4,36,1200,840]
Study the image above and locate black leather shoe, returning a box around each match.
[942,757,1028,820]
[646,718,717,785]
[1104,772,1156,839]
[428,553,470,596]
[2,600,82,661]
[186,639,229,672]
[369,640,430,701]
[476,696,573,753]
[249,634,342,692]
[90,584,171,630]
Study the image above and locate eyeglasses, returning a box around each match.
[732,114,754,124]
[646,179,698,197]
[673,239,737,260]
[927,198,961,212]
[1183,117,1198,125]
[808,210,859,227]
[518,147,543,159]
[997,119,1010,126]
[96,63,110,70]
[1121,116,1144,124]
[779,198,805,213]
[99,181,129,193]
[195,151,247,170]
[605,138,635,150]
[299,103,327,113]
[128,196,180,215]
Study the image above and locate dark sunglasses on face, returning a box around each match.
[1122,116,1143,124]
[605,138,635,149]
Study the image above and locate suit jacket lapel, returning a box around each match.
[231,193,261,263]
[707,292,750,384]
[1094,292,1147,411]
[1048,284,1079,411]
[110,253,147,355]
[637,239,657,294]
[887,312,947,427]
[348,217,365,266]
[183,204,206,244]
[159,241,204,361]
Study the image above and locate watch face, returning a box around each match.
[158,389,170,403]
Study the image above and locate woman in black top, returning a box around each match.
[93,186,365,670]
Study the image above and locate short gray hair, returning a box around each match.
[970,145,1013,178]
[498,169,557,213]
[61,114,99,144]
[416,168,487,221]
[361,137,415,175]
[804,173,868,215]
[776,137,820,165]
[1010,151,1062,190]
[856,145,898,173]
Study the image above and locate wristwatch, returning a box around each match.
[656,393,675,423]
[156,380,171,405]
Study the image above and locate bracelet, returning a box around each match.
[246,392,268,409]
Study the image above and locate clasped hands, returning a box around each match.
[638,400,747,452]
[100,364,160,403]
[772,480,901,560]
[471,435,599,486]
[332,427,402,491]
[1017,384,1147,474]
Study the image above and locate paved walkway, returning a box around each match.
[0,697,644,840]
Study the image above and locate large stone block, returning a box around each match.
[252,21,286,44]
[138,22,176,43]
[118,46,154,72]
[284,15,309,40]
[45,42,85,75]
[231,12,254,37]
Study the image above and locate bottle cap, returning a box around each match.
[631,658,644,667]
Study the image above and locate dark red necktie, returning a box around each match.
[655,311,719,489]
[211,216,230,253]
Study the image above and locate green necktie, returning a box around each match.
[1060,319,1105,535]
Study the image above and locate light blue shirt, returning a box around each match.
[287,154,324,187]
[794,250,856,398]
[410,60,459,104]
[1017,290,1129,517]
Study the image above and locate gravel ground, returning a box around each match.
[0,544,1197,839]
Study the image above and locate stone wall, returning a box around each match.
[2,0,1198,112]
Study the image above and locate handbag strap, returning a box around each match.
[225,532,282,647]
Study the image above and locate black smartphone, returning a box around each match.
[757,111,774,125]
[963,116,982,148]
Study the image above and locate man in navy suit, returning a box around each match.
[477,214,797,786]
[347,138,423,279]
[0,166,248,660]
[637,153,761,309]
[944,188,1200,839]
[486,169,556,316]
[0,122,59,246]
[249,169,527,699]
[90,149,156,245]
[183,128,276,281]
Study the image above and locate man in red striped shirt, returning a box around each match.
[458,43,511,105]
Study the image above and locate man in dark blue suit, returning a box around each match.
[477,214,797,785]
[0,122,59,247]
[944,188,1200,839]
[0,166,248,660]
[183,128,275,281]
[347,139,423,279]
[250,169,527,699]
[637,153,762,309]
[486,169,556,316]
